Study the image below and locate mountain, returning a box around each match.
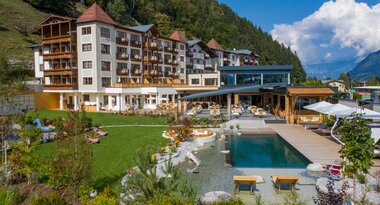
[304,60,357,79]
[348,50,380,80]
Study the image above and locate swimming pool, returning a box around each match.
[229,134,310,168]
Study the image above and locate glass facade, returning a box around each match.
[221,74,235,86]
[263,74,288,84]
[236,74,261,85]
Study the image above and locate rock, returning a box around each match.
[221,150,230,154]
[198,191,235,205]
[193,147,199,152]
[186,151,201,166]
[237,132,242,136]
[316,177,354,195]
[220,134,226,139]
[90,191,97,198]
[306,163,325,172]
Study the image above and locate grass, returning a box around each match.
[0,0,48,60]
[32,110,169,191]
[35,126,169,191]
[33,110,167,126]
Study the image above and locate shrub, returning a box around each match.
[77,182,94,201]
[87,186,118,205]
[236,124,240,130]
[213,198,244,205]
[190,117,197,124]
[357,174,366,184]
[30,194,66,205]
[4,187,23,205]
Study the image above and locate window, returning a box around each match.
[236,74,261,85]
[180,56,184,62]
[83,77,93,85]
[263,74,288,84]
[101,44,110,54]
[101,61,111,71]
[83,95,90,101]
[100,27,110,38]
[102,77,111,87]
[39,64,44,71]
[205,78,217,86]
[180,68,185,74]
[130,34,140,42]
[83,61,92,69]
[180,45,185,50]
[191,78,200,85]
[221,73,235,86]
[38,49,42,55]
[82,44,92,52]
[82,27,91,35]
[130,49,140,56]
[116,31,127,38]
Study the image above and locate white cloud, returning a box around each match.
[325,52,332,59]
[270,0,380,64]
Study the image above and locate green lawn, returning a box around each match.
[35,126,169,191]
[34,110,167,126]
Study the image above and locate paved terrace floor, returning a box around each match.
[268,124,380,175]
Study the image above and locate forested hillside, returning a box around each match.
[8,0,306,83]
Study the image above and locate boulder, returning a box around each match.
[254,175,264,184]
[306,163,325,172]
[221,150,230,154]
[198,191,235,205]
[186,151,201,166]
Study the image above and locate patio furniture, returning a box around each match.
[84,134,99,144]
[271,176,300,192]
[255,110,267,118]
[233,176,256,193]
[93,127,108,136]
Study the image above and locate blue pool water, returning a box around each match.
[229,134,310,168]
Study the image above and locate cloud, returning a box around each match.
[270,0,380,64]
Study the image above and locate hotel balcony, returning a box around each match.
[43,67,77,76]
[117,68,129,75]
[131,68,143,76]
[157,45,164,51]
[43,51,75,60]
[117,53,129,60]
[42,35,76,44]
[204,54,210,59]
[172,47,179,54]
[143,70,163,77]
[130,40,142,48]
[143,56,160,63]
[186,51,194,57]
[116,37,129,46]
[44,83,78,90]
[144,41,158,49]
[171,59,179,66]
[164,46,173,53]
[193,53,205,59]
[131,54,142,62]
[165,71,181,78]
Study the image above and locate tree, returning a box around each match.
[154,13,173,37]
[339,112,375,203]
[48,110,93,201]
[339,73,350,88]
[107,0,128,24]
[9,113,42,185]
[123,147,196,204]
[25,0,76,15]
[367,76,380,86]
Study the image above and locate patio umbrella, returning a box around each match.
[316,104,351,115]
[304,101,332,111]
[334,107,380,119]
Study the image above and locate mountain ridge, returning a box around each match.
[348,50,380,80]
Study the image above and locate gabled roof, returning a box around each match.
[207,38,224,51]
[77,3,116,25]
[187,40,217,58]
[128,24,155,33]
[32,15,76,35]
[169,31,187,43]
[229,49,252,55]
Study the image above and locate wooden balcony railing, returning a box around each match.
[130,40,141,48]
[131,54,142,61]
[164,46,172,53]
[117,68,129,75]
[117,53,129,60]
[44,83,78,90]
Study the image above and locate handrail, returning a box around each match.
[331,119,344,145]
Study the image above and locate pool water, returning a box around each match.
[229,134,310,168]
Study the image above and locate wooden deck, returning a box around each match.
[268,124,380,175]
[268,124,341,164]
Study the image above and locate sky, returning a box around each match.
[218,0,380,66]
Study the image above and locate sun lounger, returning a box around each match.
[233,176,256,193]
[84,134,99,144]
[271,176,300,192]
[93,127,108,136]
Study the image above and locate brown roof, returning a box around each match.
[169,31,187,43]
[288,87,335,95]
[207,38,224,51]
[77,3,116,25]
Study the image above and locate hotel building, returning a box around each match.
[31,3,301,112]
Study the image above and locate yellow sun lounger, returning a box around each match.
[271,176,300,192]
[233,176,256,193]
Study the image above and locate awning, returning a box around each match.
[304,101,332,110]
[316,104,351,115]
[178,83,282,101]
[334,107,380,119]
